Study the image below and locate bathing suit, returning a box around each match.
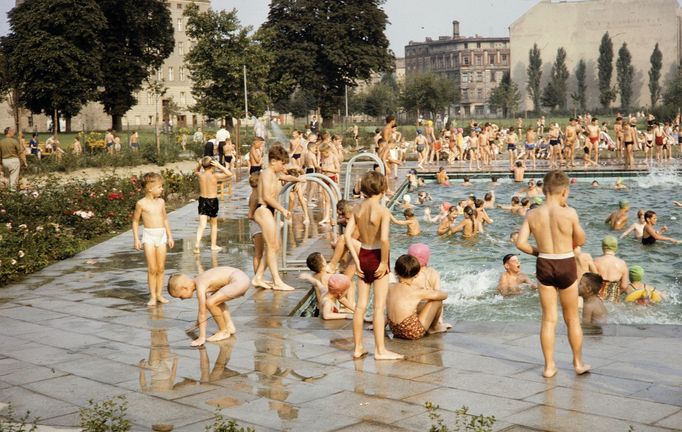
[292,153,301,160]
[642,234,656,245]
[141,227,167,247]
[646,140,653,148]
[327,174,338,183]
[535,252,577,289]
[225,155,233,163]
[549,139,560,146]
[358,246,389,284]
[599,280,622,302]
[260,204,276,215]
[416,144,425,153]
[507,144,516,151]
[583,146,590,155]
[589,136,599,145]
[624,141,634,147]
[198,197,219,218]
[655,135,664,146]
[525,142,535,150]
[249,220,262,238]
[249,165,262,174]
[305,167,315,174]
[388,314,426,340]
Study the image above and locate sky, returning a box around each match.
[0,0,542,55]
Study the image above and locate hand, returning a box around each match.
[191,337,206,347]
[284,210,292,220]
[167,237,175,249]
[134,240,142,250]
[374,261,388,278]
[661,226,669,233]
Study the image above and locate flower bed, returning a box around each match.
[0,171,197,286]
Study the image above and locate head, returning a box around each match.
[521,197,530,207]
[602,235,619,254]
[509,231,519,244]
[591,180,600,187]
[515,160,523,168]
[441,201,453,212]
[167,273,195,299]
[403,194,412,205]
[578,272,603,298]
[484,192,493,202]
[629,266,644,283]
[360,171,387,197]
[319,143,331,157]
[636,209,645,220]
[253,136,265,148]
[201,156,213,169]
[386,115,396,126]
[475,199,484,209]
[4,127,15,137]
[619,199,629,210]
[327,274,351,298]
[491,176,498,183]
[404,208,414,218]
[141,172,164,196]
[542,170,569,200]
[394,254,421,281]
[268,145,290,171]
[439,166,445,173]
[305,252,326,273]
[644,210,657,224]
[336,199,353,218]
[407,243,430,267]
[502,254,520,274]
[511,196,520,206]
[463,205,475,219]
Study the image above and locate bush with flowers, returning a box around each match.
[0,170,197,286]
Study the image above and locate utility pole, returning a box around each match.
[243,65,249,121]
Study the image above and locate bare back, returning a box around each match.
[354,200,389,247]
[526,203,582,254]
[198,170,219,198]
[195,267,247,296]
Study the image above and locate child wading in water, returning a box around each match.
[193,157,233,253]
[516,170,590,377]
[132,173,175,306]
[345,171,404,360]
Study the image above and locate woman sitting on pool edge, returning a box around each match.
[642,210,679,245]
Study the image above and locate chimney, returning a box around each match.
[452,20,460,39]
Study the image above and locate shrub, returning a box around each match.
[425,402,496,432]
[0,404,38,432]
[205,411,255,432]
[79,395,131,432]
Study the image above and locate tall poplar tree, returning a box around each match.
[649,43,663,108]
[616,42,634,110]
[542,47,570,111]
[526,43,543,113]
[571,59,588,111]
[598,32,615,109]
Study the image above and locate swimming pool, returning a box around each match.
[390,167,682,324]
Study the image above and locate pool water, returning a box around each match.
[390,167,682,324]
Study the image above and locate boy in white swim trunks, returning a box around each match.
[168,266,249,346]
[132,172,175,306]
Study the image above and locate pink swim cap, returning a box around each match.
[441,201,453,212]
[328,274,351,297]
[407,243,430,267]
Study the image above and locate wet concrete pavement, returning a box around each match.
[1,168,682,431]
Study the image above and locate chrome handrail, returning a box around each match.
[342,153,385,200]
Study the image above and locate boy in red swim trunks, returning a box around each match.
[516,170,591,378]
[345,171,404,360]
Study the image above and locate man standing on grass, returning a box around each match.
[0,127,27,190]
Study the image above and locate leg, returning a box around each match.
[372,277,404,360]
[194,215,208,253]
[558,283,590,375]
[143,244,159,306]
[538,283,559,377]
[254,207,294,291]
[210,218,221,251]
[353,280,370,358]
[296,187,310,224]
[418,300,447,333]
[205,295,230,342]
[154,244,169,303]
[252,233,265,275]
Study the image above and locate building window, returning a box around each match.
[461,73,468,83]
[179,66,185,81]
[177,18,183,32]
[462,89,468,100]
[501,54,508,65]
[147,92,153,105]
[489,54,495,65]
[475,55,482,66]
[135,115,141,126]
[477,89,483,99]
[177,3,182,8]
[477,42,481,49]
[178,42,184,55]
[490,70,496,82]
[156,69,162,81]
[148,115,153,125]
[180,92,186,105]
[476,71,483,82]
[464,43,468,49]
[475,105,484,116]
[168,66,174,81]
[463,56,469,66]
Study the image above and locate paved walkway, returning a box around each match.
[1,169,681,431]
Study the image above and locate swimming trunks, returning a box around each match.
[549,139,560,146]
[358,246,389,284]
[327,174,339,183]
[249,220,262,238]
[646,140,653,148]
[599,280,622,302]
[583,146,590,155]
[589,136,599,145]
[388,313,426,340]
[141,227,167,247]
[507,144,516,151]
[525,142,535,150]
[624,141,634,147]
[198,197,219,218]
[225,155,233,163]
[260,204,276,215]
[292,153,301,160]
[642,235,656,245]
[249,166,262,175]
[655,135,664,146]
[535,252,577,289]
[416,144,425,153]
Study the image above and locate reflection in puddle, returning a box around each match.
[139,308,179,392]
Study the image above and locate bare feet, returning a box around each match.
[210,246,223,251]
[374,349,404,361]
[574,363,591,375]
[157,296,169,304]
[226,322,237,334]
[207,330,231,342]
[251,277,273,289]
[192,246,200,254]
[147,298,157,306]
[272,281,296,291]
[352,349,368,359]
[542,366,558,378]
[428,323,450,334]
[318,218,330,226]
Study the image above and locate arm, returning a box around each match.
[620,264,630,294]
[419,289,448,302]
[571,209,585,248]
[497,273,509,295]
[516,217,538,256]
[620,223,636,239]
[390,215,410,226]
[344,214,362,277]
[162,200,174,249]
[376,209,391,277]
[646,224,678,243]
[192,285,208,346]
[132,202,142,250]
[321,301,353,320]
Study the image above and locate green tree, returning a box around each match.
[261,0,393,127]
[401,73,458,118]
[274,87,317,119]
[571,59,588,112]
[489,72,521,118]
[616,42,634,110]
[598,32,616,109]
[2,0,106,135]
[362,79,400,117]
[541,81,560,111]
[96,0,174,131]
[526,43,543,113]
[649,43,663,108]
[654,64,682,121]
[551,48,570,110]
[184,3,270,125]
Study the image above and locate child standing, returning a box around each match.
[345,171,403,360]
[193,157,233,254]
[516,170,590,377]
[132,172,175,306]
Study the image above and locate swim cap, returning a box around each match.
[532,196,543,205]
[602,235,619,253]
[416,129,423,135]
[629,265,644,282]
[403,194,412,203]
[570,178,577,184]
[328,274,351,297]
[407,243,430,267]
[619,199,629,209]
[441,201,453,212]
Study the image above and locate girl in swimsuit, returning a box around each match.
[449,205,478,238]
[642,210,679,245]
[621,209,646,240]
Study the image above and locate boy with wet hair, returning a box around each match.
[248,137,264,174]
[168,267,249,346]
[578,273,608,325]
[132,172,175,306]
[193,156,233,254]
[345,171,403,360]
[391,208,421,236]
[386,254,448,340]
[498,254,535,296]
[516,170,591,377]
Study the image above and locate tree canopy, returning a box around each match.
[401,73,459,117]
[526,43,543,113]
[616,42,634,110]
[571,60,588,112]
[96,0,174,130]
[542,47,569,111]
[649,43,663,108]
[260,0,394,125]
[598,32,615,109]
[489,72,521,118]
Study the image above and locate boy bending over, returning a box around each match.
[168,267,249,347]
[516,170,590,377]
